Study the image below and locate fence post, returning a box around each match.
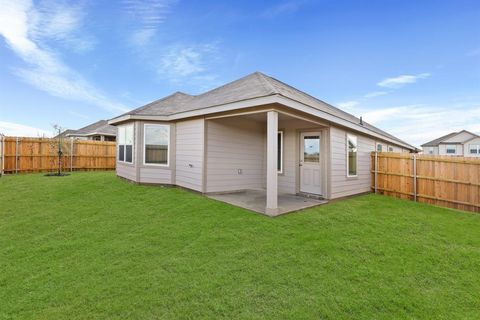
[374,152,378,194]
[413,154,417,201]
[15,137,19,174]
[70,138,74,172]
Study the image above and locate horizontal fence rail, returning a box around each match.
[0,136,116,175]
[372,152,480,213]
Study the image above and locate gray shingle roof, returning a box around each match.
[421,132,459,147]
[71,120,116,136]
[119,72,413,148]
[421,130,480,147]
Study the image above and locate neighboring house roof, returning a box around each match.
[66,120,117,137]
[421,130,480,147]
[55,129,77,138]
[110,72,415,150]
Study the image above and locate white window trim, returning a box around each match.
[143,123,170,167]
[346,133,358,178]
[278,131,283,174]
[445,144,456,154]
[377,143,383,152]
[469,144,480,154]
[118,124,134,164]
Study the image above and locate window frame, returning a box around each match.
[143,123,170,167]
[469,144,480,154]
[277,131,284,174]
[445,144,456,154]
[376,143,383,152]
[117,124,134,164]
[346,133,358,178]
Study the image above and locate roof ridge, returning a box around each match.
[123,92,191,117]
[255,72,278,94]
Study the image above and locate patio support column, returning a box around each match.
[266,110,278,216]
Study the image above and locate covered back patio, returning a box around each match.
[203,107,330,216]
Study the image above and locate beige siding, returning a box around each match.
[139,167,172,184]
[438,143,463,155]
[330,126,375,199]
[116,163,136,181]
[206,117,266,193]
[422,146,438,155]
[175,119,205,191]
[463,137,480,157]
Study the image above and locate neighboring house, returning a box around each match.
[57,120,117,141]
[421,130,480,157]
[109,72,416,215]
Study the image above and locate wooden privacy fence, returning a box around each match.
[372,152,480,213]
[0,136,116,174]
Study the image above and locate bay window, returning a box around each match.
[118,124,134,163]
[144,124,170,165]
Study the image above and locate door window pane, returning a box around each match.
[304,136,320,163]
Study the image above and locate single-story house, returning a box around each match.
[109,72,416,215]
[57,120,116,141]
[421,130,480,157]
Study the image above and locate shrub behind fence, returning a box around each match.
[0,136,116,174]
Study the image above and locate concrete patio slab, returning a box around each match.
[207,190,327,216]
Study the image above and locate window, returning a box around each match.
[303,135,320,163]
[144,124,169,165]
[388,146,394,152]
[470,144,480,154]
[347,134,357,177]
[277,131,283,173]
[377,143,383,152]
[118,124,134,163]
[446,145,456,154]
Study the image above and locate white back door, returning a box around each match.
[300,132,322,195]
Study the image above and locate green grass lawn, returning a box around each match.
[1,172,479,319]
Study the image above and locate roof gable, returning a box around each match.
[422,130,479,146]
[112,72,414,149]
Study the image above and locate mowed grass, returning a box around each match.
[1,172,479,319]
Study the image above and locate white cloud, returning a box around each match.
[123,0,174,46]
[377,73,430,88]
[157,43,219,84]
[0,0,127,113]
[31,0,95,52]
[359,103,480,147]
[0,121,51,137]
[364,91,388,98]
[337,100,359,109]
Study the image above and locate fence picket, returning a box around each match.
[1,137,116,174]
[372,152,480,213]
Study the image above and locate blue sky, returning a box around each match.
[0,0,479,146]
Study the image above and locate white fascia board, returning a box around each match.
[168,95,279,120]
[108,94,414,150]
[275,95,415,150]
